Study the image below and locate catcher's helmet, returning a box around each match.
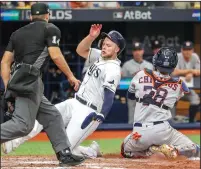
[98,30,126,55]
[152,47,178,74]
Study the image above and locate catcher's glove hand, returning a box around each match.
[142,91,155,105]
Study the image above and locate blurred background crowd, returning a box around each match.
[0,1,200,124]
[0,1,200,9]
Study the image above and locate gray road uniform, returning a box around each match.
[176,52,200,122]
[121,59,153,124]
[121,59,153,78]
[121,69,199,158]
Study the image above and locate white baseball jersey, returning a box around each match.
[128,69,188,123]
[77,48,121,113]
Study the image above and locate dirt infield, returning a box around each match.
[1,155,200,169]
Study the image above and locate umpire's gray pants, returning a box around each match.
[1,77,71,153]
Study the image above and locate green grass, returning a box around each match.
[3,134,200,156]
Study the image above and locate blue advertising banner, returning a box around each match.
[0,8,200,22]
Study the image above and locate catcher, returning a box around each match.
[121,47,200,160]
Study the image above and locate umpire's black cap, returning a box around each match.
[100,31,126,55]
[31,3,50,15]
[182,41,194,50]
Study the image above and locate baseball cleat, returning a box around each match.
[188,157,200,160]
[57,148,85,166]
[195,144,200,158]
[1,140,19,154]
[149,144,178,159]
[90,141,103,157]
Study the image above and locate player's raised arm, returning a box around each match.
[76,24,102,59]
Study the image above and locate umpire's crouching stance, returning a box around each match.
[0,3,85,166]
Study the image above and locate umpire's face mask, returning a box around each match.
[101,38,119,60]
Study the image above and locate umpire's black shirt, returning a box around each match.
[6,19,61,71]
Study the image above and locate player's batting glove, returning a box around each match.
[81,112,104,129]
[94,113,104,123]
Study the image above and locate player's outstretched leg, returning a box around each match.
[73,141,102,159]
[1,99,103,159]
[1,120,43,154]
[2,127,103,160]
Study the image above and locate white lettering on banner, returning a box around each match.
[192,12,200,17]
[24,10,72,20]
[50,10,72,20]
[124,10,152,20]
[124,11,134,19]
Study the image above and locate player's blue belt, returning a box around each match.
[134,121,164,127]
[76,95,97,111]
[135,98,169,110]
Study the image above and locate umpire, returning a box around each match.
[1,3,84,166]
